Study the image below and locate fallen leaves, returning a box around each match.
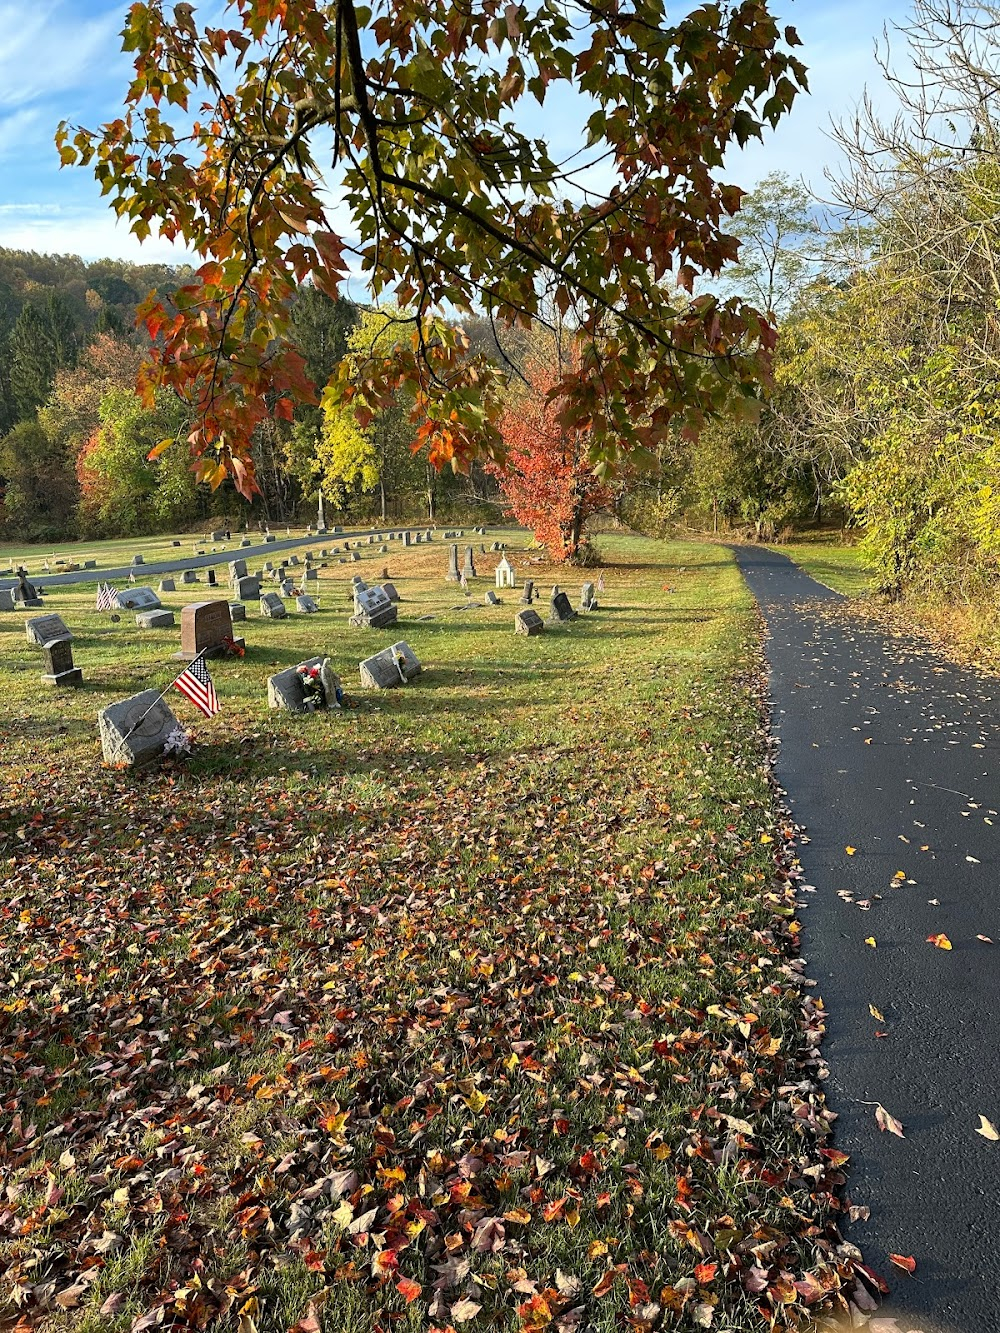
[875,1105,906,1138]
[975,1115,999,1141]
[888,1253,917,1274]
[927,933,953,950]
[865,936,877,948]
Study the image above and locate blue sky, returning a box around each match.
[0,0,913,265]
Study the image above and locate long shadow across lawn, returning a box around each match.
[734,543,1000,1331]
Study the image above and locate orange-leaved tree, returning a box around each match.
[57,1,806,498]
[492,360,616,562]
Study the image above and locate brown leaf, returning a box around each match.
[875,1104,905,1137]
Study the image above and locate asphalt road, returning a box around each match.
[0,525,434,591]
[734,545,1000,1331]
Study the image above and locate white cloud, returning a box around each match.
[0,204,194,264]
[0,2,124,110]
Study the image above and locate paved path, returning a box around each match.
[734,545,1000,1331]
[1,526,432,591]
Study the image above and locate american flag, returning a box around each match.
[172,656,220,717]
[96,582,119,611]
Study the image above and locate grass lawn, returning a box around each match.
[767,536,872,599]
[0,534,865,1332]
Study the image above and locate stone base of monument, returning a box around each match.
[515,609,545,636]
[359,641,421,689]
[136,609,175,629]
[99,690,181,766]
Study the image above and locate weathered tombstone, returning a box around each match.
[240,537,252,548]
[84,559,97,570]
[99,690,181,767]
[234,575,261,601]
[425,529,433,541]
[403,531,412,547]
[229,559,248,581]
[350,585,398,629]
[263,561,274,572]
[495,556,515,589]
[446,545,461,582]
[174,600,243,660]
[359,640,421,689]
[382,582,400,603]
[515,609,545,637]
[520,579,535,604]
[492,541,502,552]
[350,550,361,562]
[117,587,162,611]
[462,546,477,579]
[268,657,341,712]
[41,638,83,687]
[289,554,300,565]
[206,569,218,587]
[131,553,145,565]
[264,533,276,543]
[280,579,296,597]
[379,544,388,554]
[0,590,14,612]
[172,540,182,547]
[25,613,71,646]
[485,589,500,606]
[580,582,598,611]
[211,529,225,541]
[159,578,176,592]
[296,594,320,613]
[14,569,43,607]
[260,592,288,619]
[136,609,175,629]
[549,590,577,622]
[304,567,318,582]
[229,602,247,622]
[181,570,198,584]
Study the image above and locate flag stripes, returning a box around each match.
[172,656,220,718]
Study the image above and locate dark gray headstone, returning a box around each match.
[41,638,83,686]
[206,569,217,587]
[234,575,261,601]
[485,590,500,606]
[359,641,421,689]
[549,591,577,622]
[0,590,14,612]
[350,550,361,562]
[228,602,247,622]
[268,656,340,711]
[98,690,180,766]
[264,533,276,543]
[304,567,318,582]
[181,570,198,584]
[520,579,535,604]
[26,613,71,645]
[239,537,252,548]
[382,582,400,603]
[462,546,477,579]
[84,559,97,569]
[172,540,182,547]
[515,609,545,637]
[289,554,300,565]
[403,531,412,547]
[131,553,144,565]
[260,592,287,619]
[136,609,175,629]
[580,582,598,611]
[159,578,176,592]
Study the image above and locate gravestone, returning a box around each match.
[260,592,288,619]
[239,537,252,548]
[181,570,198,584]
[519,579,535,604]
[234,575,261,601]
[174,600,243,660]
[491,541,502,552]
[0,590,14,612]
[268,657,341,712]
[41,638,83,687]
[403,531,412,547]
[263,561,274,572]
[229,559,248,581]
[172,540,182,547]
[485,589,500,606]
[131,553,144,565]
[446,545,461,582]
[549,590,577,622]
[580,582,598,611]
[296,595,319,614]
[289,554,300,565]
[116,587,162,611]
[210,529,225,541]
[99,690,181,767]
[495,556,515,589]
[350,585,398,629]
[280,579,296,596]
[206,569,218,587]
[159,578,176,592]
[14,570,42,607]
[25,613,71,646]
[359,640,421,689]
[84,560,97,569]
[228,602,247,622]
[462,546,477,579]
[515,609,545,637]
[350,550,361,562]
[382,582,400,603]
[264,533,276,543]
[304,567,318,582]
[136,609,175,629]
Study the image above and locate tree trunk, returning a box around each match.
[380,477,387,522]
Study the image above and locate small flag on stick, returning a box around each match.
[96,582,119,611]
[172,655,220,718]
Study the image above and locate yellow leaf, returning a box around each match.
[464,1089,488,1113]
[865,937,877,948]
[869,1004,884,1020]
[846,846,857,856]
[927,933,953,950]
[976,1115,999,1141]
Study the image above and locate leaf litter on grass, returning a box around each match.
[0,540,880,1331]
